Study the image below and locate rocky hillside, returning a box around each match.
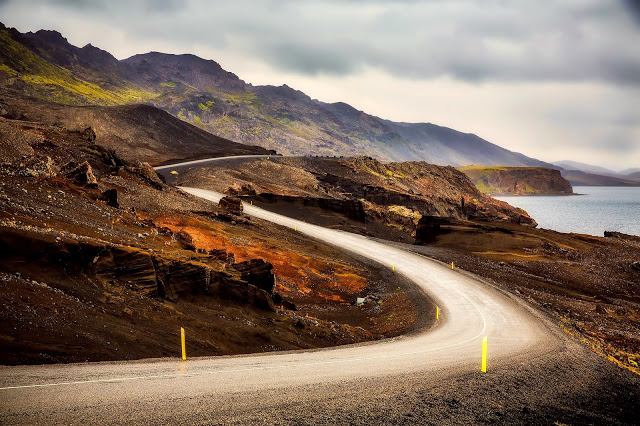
[0,107,425,365]
[169,156,537,243]
[552,161,640,186]
[559,169,640,187]
[0,22,553,167]
[0,91,272,165]
[459,166,573,195]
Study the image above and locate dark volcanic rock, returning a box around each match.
[208,248,235,264]
[99,188,119,208]
[604,231,640,243]
[218,196,244,215]
[176,230,196,251]
[255,193,366,222]
[415,216,452,244]
[64,161,98,186]
[226,183,257,196]
[82,126,96,143]
[314,197,366,222]
[232,259,275,294]
[0,226,276,310]
[132,161,164,189]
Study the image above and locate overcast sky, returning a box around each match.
[2,0,639,170]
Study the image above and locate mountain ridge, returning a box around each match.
[552,160,640,186]
[0,22,559,167]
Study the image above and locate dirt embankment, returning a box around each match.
[0,115,425,365]
[172,157,640,374]
[408,219,640,373]
[0,90,273,166]
[171,156,537,239]
[459,165,573,195]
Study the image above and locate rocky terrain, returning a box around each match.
[0,106,429,365]
[0,22,554,167]
[173,157,640,373]
[459,165,574,195]
[0,91,273,165]
[169,156,537,242]
[409,222,640,374]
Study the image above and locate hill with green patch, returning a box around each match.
[459,166,573,195]
[0,22,556,167]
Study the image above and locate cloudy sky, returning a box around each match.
[2,0,639,170]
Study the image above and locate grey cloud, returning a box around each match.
[2,0,640,86]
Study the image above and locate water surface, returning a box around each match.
[495,186,640,237]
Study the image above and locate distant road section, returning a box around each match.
[0,180,557,424]
[154,154,273,170]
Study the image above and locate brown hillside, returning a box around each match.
[0,112,425,365]
[0,90,272,166]
[168,156,537,243]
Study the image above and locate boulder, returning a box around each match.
[176,230,196,250]
[225,183,256,196]
[64,161,98,186]
[100,188,119,208]
[218,196,243,215]
[81,127,96,143]
[133,161,164,189]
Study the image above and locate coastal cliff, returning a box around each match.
[459,166,573,195]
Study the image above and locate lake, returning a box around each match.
[495,186,640,237]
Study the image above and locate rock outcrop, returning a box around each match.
[459,166,573,195]
[63,161,98,186]
[218,196,244,215]
[232,259,275,294]
[0,227,276,311]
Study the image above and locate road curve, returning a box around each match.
[154,154,273,170]
[0,184,558,424]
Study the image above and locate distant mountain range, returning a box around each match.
[0,22,558,168]
[552,160,640,186]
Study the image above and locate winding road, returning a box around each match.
[0,159,560,424]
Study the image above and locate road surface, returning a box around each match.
[0,179,559,424]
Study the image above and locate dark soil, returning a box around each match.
[0,114,427,365]
[172,157,640,375]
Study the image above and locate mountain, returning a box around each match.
[551,160,640,186]
[0,22,554,167]
[619,167,640,175]
[626,171,640,181]
[553,160,622,177]
[560,170,640,187]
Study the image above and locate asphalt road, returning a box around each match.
[0,183,559,424]
[154,154,273,171]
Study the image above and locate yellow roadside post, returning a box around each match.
[481,336,488,372]
[392,264,395,272]
[451,262,455,270]
[181,327,186,360]
[436,306,439,320]
[295,225,297,231]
